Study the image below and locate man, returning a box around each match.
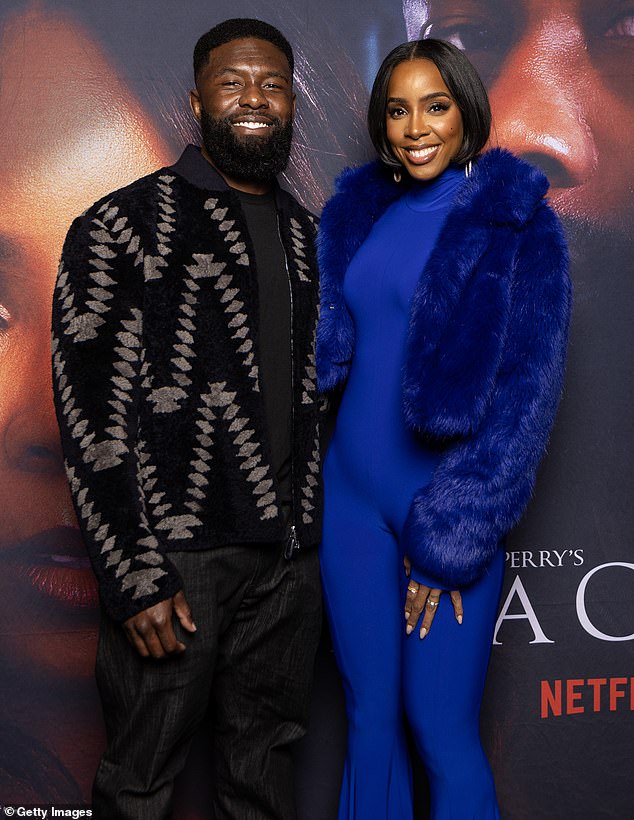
[52,18,323,820]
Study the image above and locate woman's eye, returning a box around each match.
[389,107,406,118]
[425,21,501,53]
[429,102,450,113]
[604,13,634,38]
[422,15,509,84]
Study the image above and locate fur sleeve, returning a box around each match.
[401,203,571,587]
[52,207,183,622]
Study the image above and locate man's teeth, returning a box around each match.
[234,121,270,129]
[408,145,438,159]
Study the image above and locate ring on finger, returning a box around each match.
[426,598,440,608]
[408,585,418,594]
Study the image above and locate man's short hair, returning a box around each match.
[193,18,294,82]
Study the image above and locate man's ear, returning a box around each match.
[189,88,202,123]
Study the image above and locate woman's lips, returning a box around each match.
[403,144,440,164]
[2,526,98,609]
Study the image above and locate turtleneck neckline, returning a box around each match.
[403,164,466,212]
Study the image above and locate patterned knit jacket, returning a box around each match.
[52,147,323,622]
[317,149,571,588]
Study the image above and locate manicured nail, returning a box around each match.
[420,627,427,639]
[457,615,463,625]
[406,624,413,635]
[404,611,410,620]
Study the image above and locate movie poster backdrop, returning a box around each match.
[0,1,631,817]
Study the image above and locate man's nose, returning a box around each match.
[239,83,268,109]
[489,14,596,189]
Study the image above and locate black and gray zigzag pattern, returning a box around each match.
[53,163,322,621]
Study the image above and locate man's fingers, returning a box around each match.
[149,604,186,656]
[123,623,150,658]
[450,589,464,624]
[123,596,187,659]
[144,624,174,659]
[173,590,197,632]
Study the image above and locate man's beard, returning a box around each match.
[200,110,293,184]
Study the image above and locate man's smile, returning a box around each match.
[233,120,272,130]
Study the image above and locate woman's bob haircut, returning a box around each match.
[368,39,491,169]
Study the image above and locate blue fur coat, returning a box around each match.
[316,149,571,587]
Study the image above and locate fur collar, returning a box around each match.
[317,148,551,437]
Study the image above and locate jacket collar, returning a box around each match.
[317,148,551,425]
[332,148,548,228]
[169,144,230,191]
[169,144,295,214]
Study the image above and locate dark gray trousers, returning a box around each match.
[92,544,321,820]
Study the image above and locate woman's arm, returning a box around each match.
[401,203,571,588]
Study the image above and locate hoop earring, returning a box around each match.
[464,160,473,179]
[393,168,402,183]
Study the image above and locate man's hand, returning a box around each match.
[123,591,196,659]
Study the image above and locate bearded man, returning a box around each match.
[52,18,323,820]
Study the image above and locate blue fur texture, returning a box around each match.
[317,149,571,587]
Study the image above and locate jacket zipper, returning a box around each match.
[278,214,301,559]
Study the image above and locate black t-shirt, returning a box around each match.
[236,189,292,515]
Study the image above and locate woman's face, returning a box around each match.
[0,8,171,682]
[385,59,464,181]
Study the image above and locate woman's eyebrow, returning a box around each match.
[388,92,452,104]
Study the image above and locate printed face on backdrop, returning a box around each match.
[386,59,464,181]
[0,4,169,771]
[189,37,296,184]
[402,0,634,232]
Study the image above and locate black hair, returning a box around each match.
[193,18,294,82]
[367,39,491,168]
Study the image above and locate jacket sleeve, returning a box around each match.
[52,207,182,622]
[401,203,571,588]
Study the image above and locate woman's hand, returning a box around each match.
[403,556,463,638]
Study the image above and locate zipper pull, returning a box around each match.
[284,524,300,559]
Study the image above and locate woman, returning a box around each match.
[316,39,570,819]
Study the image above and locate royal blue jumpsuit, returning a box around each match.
[320,166,505,820]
